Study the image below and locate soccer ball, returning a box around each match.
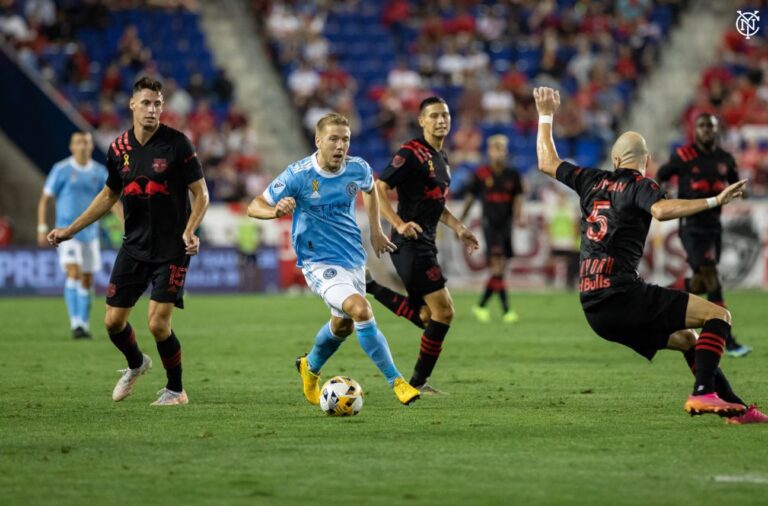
[319,376,364,416]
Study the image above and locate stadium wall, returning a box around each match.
[3,201,765,296]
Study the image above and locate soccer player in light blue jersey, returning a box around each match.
[37,132,115,339]
[247,112,421,406]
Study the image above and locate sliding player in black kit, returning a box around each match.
[365,97,479,393]
[532,86,765,423]
[48,77,209,406]
[657,113,752,357]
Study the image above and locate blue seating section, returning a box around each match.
[267,0,679,177]
[37,9,222,120]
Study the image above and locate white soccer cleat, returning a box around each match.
[112,353,152,401]
[151,388,189,406]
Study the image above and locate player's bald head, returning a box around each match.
[611,131,649,172]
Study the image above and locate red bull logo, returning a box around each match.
[122,176,170,199]
[123,181,143,196]
[423,185,445,201]
[145,180,170,196]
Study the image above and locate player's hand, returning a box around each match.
[515,216,527,228]
[396,221,422,240]
[37,232,49,247]
[183,231,201,256]
[717,179,747,206]
[274,197,296,218]
[370,229,397,258]
[46,228,72,247]
[533,87,561,116]
[456,225,479,254]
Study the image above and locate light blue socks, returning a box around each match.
[355,319,401,386]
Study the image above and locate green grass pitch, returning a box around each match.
[1,291,766,505]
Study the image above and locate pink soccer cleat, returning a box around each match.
[685,392,746,417]
[726,404,768,425]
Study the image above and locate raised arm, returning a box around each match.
[533,87,563,178]
[182,178,210,256]
[47,186,121,245]
[362,185,396,257]
[650,179,747,221]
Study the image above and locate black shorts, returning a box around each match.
[679,228,721,270]
[583,282,689,361]
[106,248,190,309]
[483,226,513,261]
[390,242,446,301]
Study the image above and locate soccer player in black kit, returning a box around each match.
[366,97,479,393]
[459,134,524,324]
[532,86,766,423]
[48,77,210,406]
[657,114,752,357]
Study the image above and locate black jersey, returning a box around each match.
[106,124,204,263]
[656,144,738,231]
[468,165,522,227]
[380,137,451,251]
[556,161,667,308]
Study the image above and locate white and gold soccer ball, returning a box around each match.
[319,376,364,416]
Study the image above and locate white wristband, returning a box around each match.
[37,224,49,234]
[539,115,553,124]
[706,197,718,209]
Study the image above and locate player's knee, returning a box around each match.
[419,305,432,327]
[347,299,373,322]
[147,318,171,339]
[669,329,697,351]
[432,302,454,323]
[705,305,731,325]
[104,314,126,334]
[331,320,354,338]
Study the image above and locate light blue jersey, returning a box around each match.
[263,153,374,269]
[43,157,107,242]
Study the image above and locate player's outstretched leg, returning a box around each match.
[108,321,152,401]
[365,269,426,329]
[673,330,764,423]
[297,322,347,405]
[684,323,744,417]
[152,331,188,406]
[355,319,420,405]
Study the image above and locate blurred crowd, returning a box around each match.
[256,0,686,191]
[1,0,266,202]
[679,0,768,196]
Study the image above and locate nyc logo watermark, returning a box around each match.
[736,10,760,40]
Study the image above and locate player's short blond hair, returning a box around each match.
[315,113,350,135]
[487,134,509,147]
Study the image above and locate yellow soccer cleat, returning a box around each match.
[295,355,321,405]
[502,310,520,324]
[471,305,491,323]
[393,378,420,406]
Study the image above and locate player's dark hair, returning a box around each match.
[695,112,717,124]
[419,96,447,114]
[133,77,163,94]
